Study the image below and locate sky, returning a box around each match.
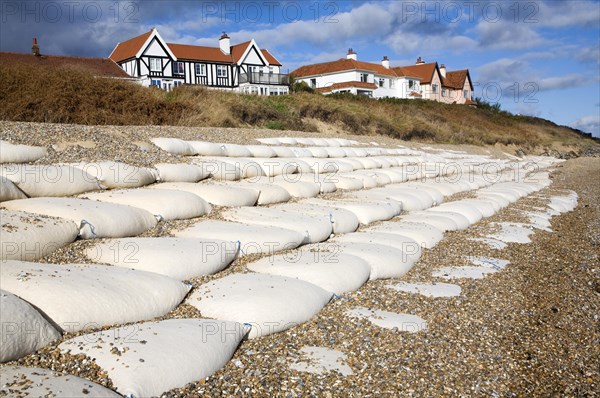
[1,0,599,137]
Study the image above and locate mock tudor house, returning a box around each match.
[109,28,289,95]
[292,51,474,104]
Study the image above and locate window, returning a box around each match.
[150,79,161,87]
[378,78,385,88]
[195,64,206,76]
[432,84,438,94]
[390,80,395,89]
[442,88,447,97]
[360,73,369,83]
[173,62,184,75]
[408,80,414,89]
[310,78,316,88]
[269,66,274,74]
[149,58,161,72]
[217,65,228,77]
[464,90,469,99]
[174,81,182,87]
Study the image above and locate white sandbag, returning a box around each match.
[251,158,299,177]
[275,202,359,234]
[299,158,353,174]
[188,140,226,156]
[332,232,421,262]
[85,237,238,280]
[175,220,304,255]
[0,176,26,202]
[423,209,471,229]
[0,164,102,197]
[426,182,463,196]
[338,173,378,189]
[221,143,253,157]
[187,273,332,339]
[323,147,347,158]
[275,137,298,145]
[353,187,434,210]
[321,241,416,280]
[231,180,291,205]
[339,157,364,170]
[214,157,265,179]
[305,147,329,158]
[297,174,338,194]
[400,212,459,231]
[246,145,276,158]
[1,210,79,261]
[365,221,444,249]
[346,170,392,186]
[59,319,247,397]
[151,138,194,155]
[371,157,393,169]
[0,260,189,333]
[0,140,47,164]
[477,192,511,208]
[193,158,242,181]
[270,146,297,158]
[247,251,370,294]
[269,177,321,198]
[352,157,380,169]
[456,198,498,217]
[280,158,313,173]
[222,207,333,243]
[429,203,483,224]
[372,169,407,183]
[82,188,211,221]
[394,183,445,204]
[256,137,281,145]
[150,182,258,207]
[331,176,365,191]
[2,198,157,239]
[0,290,61,363]
[155,163,209,182]
[0,366,121,397]
[71,161,157,189]
[304,198,401,225]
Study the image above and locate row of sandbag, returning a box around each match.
[0,169,556,396]
[1,187,578,397]
[257,136,360,147]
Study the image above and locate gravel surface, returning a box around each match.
[1,121,598,397]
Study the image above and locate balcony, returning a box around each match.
[240,72,289,85]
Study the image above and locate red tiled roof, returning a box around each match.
[409,91,423,98]
[316,81,378,93]
[261,49,282,66]
[231,41,251,62]
[292,58,398,78]
[465,98,477,105]
[109,30,152,62]
[393,62,438,84]
[168,43,233,63]
[0,52,131,78]
[443,69,469,89]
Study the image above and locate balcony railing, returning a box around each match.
[240,72,289,85]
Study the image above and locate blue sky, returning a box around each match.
[1,0,599,137]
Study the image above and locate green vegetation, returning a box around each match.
[0,63,596,151]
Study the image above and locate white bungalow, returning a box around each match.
[109,28,289,95]
[291,49,423,99]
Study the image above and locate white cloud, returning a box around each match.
[577,45,600,64]
[571,115,600,137]
[475,20,546,50]
[537,1,600,28]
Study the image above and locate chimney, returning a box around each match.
[219,32,230,54]
[440,64,447,78]
[346,48,357,61]
[382,55,390,69]
[32,37,40,56]
[416,56,425,65]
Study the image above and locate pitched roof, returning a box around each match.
[443,69,472,90]
[109,30,153,62]
[231,41,252,62]
[393,62,438,84]
[261,49,282,66]
[168,43,233,63]
[0,52,131,78]
[292,58,398,78]
[316,81,378,93]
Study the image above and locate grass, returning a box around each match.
[0,63,597,152]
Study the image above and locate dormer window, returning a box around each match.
[408,80,414,89]
[378,78,385,88]
[360,73,369,83]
